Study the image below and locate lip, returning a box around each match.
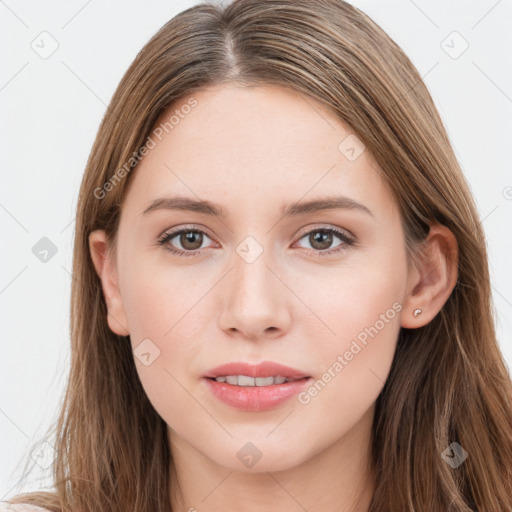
[204,361,309,379]
[203,361,311,412]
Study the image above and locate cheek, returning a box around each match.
[283,278,402,462]
[293,246,407,405]
[120,249,206,341]
[117,260,206,414]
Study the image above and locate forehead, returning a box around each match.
[123,83,394,218]
[162,83,351,160]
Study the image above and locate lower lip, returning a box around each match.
[204,377,311,411]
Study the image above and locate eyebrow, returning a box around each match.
[140,195,373,218]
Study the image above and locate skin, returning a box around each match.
[89,84,458,511]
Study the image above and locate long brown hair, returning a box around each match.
[6,1,512,510]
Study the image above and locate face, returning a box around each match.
[104,84,413,472]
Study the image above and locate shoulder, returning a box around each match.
[0,503,51,512]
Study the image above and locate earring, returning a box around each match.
[413,308,422,318]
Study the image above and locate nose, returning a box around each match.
[217,246,292,341]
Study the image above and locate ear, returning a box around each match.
[88,229,130,336]
[401,223,458,328]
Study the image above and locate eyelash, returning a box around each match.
[157,225,356,258]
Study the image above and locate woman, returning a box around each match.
[4,0,511,510]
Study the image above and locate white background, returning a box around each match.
[1,0,511,500]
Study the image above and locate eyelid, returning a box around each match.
[294,223,355,241]
[158,224,215,241]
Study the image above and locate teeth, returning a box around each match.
[213,375,294,386]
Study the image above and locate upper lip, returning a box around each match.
[204,361,310,379]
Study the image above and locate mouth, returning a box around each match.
[204,360,310,380]
[203,361,311,411]
[205,375,307,386]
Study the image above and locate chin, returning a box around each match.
[209,436,312,474]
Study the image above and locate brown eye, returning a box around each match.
[295,227,355,255]
[308,230,334,250]
[158,228,213,256]
[178,230,204,250]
